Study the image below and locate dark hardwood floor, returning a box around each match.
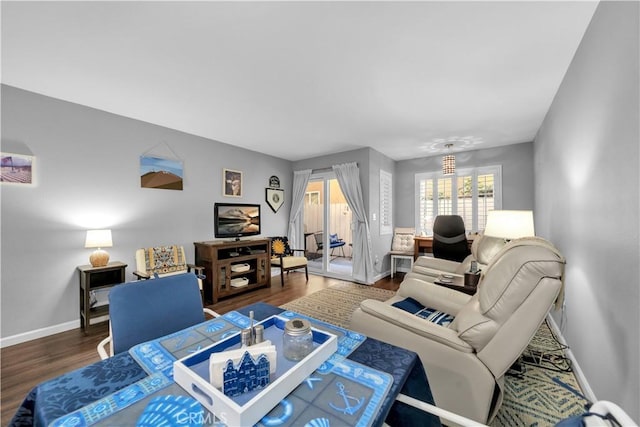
[0,272,402,424]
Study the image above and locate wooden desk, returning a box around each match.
[414,236,434,259]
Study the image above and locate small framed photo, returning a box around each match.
[1,153,33,185]
[223,169,243,197]
[266,188,284,213]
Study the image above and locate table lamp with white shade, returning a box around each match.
[483,210,535,241]
[85,229,113,267]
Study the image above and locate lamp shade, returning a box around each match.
[85,229,113,248]
[483,210,535,239]
[442,154,455,175]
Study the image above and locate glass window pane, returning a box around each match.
[437,178,453,215]
[457,175,473,230]
[419,179,434,234]
[477,173,495,231]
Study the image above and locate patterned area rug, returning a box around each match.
[279,282,396,328]
[280,282,589,426]
[491,321,590,427]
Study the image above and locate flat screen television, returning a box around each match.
[214,203,261,240]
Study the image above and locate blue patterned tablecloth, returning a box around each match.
[9,302,441,427]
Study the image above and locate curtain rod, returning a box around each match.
[310,162,358,174]
[311,167,333,173]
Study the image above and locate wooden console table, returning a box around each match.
[78,261,127,333]
[194,239,271,304]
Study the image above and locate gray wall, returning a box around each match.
[1,85,292,340]
[367,148,396,275]
[535,1,639,419]
[395,142,535,228]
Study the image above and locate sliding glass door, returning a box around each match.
[303,172,352,279]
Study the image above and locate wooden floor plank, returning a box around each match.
[0,272,402,424]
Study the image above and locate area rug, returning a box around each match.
[491,321,590,427]
[279,283,590,426]
[279,281,395,328]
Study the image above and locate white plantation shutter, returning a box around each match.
[415,166,502,234]
[380,170,392,235]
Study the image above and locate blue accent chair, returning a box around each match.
[313,232,346,257]
[97,274,218,359]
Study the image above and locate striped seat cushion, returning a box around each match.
[392,297,455,327]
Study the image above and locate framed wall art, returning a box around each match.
[140,156,183,190]
[1,153,33,185]
[224,169,243,197]
[266,188,284,213]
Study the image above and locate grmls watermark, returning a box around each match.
[175,411,227,425]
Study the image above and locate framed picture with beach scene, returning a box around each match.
[1,153,33,185]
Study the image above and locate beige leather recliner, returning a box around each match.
[350,237,565,424]
[407,232,506,282]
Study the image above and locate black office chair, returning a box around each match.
[432,215,471,262]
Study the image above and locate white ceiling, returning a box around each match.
[1,1,598,161]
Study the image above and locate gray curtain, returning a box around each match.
[333,162,374,284]
[287,169,312,250]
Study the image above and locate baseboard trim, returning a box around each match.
[0,320,80,348]
[546,314,598,403]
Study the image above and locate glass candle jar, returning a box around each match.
[282,318,313,361]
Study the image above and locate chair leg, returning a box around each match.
[391,256,395,279]
[304,266,308,282]
[280,269,285,287]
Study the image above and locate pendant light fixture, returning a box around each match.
[442,143,455,175]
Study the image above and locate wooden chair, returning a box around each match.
[270,236,308,287]
[133,245,205,292]
[389,227,415,278]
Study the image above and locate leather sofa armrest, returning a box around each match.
[414,256,462,273]
[359,299,473,353]
[398,277,472,315]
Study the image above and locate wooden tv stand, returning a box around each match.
[194,238,271,304]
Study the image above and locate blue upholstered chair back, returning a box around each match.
[108,274,206,355]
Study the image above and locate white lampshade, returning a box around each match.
[484,210,535,240]
[85,229,113,267]
[85,229,113,248]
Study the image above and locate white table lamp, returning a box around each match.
[85,229,113,267]
[484,210,535,240]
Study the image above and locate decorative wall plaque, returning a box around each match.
[269,175,280,189]
[266,188,284,213]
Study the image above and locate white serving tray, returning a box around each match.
[173,315,338,427]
